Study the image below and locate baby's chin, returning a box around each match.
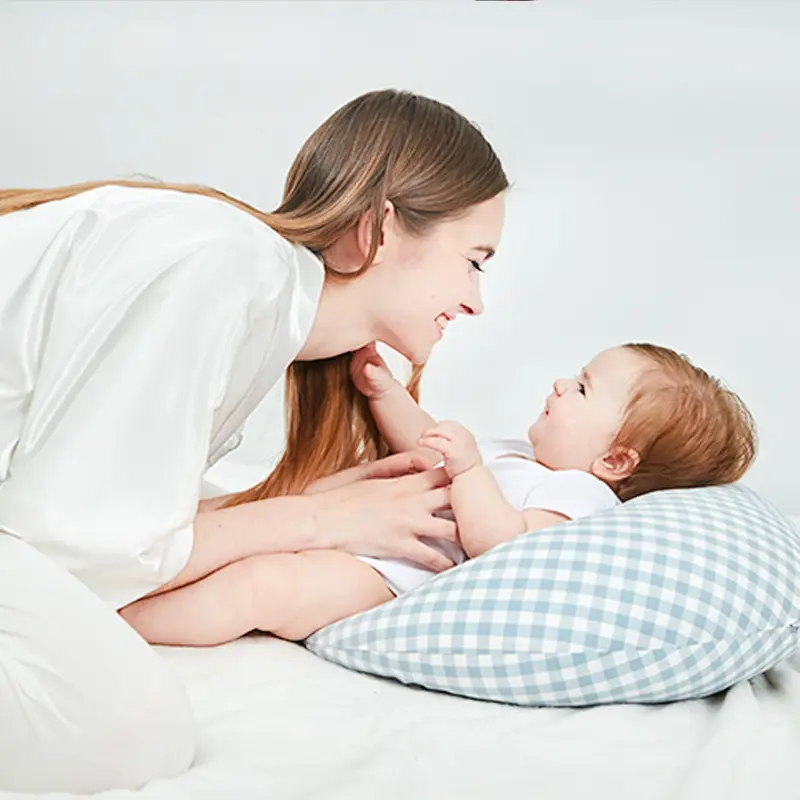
[526,420,544,446]
[526,430,569,471]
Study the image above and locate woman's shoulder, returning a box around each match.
[4,183,324,310]
[84,184,282,245]
[86,184,320,288]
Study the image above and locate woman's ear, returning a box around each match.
[324,202,397,275]
[356,201,397,265]
[592,446,640,483]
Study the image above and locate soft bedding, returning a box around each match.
[8,635,800,800]
[5,464,796,800]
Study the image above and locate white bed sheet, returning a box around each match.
[4,462,798,800]
[8,635,800,800]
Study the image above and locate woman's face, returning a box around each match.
[373,192,506,364]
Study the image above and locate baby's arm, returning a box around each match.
[370,383,436,456]
[350,344,440,460]
[120,550,392,645]
[419,422,567,558]
[450,468,567,557]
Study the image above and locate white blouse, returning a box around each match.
[0,186,324,608]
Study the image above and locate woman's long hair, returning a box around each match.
[0,90,508,504]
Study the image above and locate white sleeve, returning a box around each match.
[0,202,290,609]
[521,469,620,520]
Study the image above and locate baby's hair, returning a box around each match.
[612,343,757,501]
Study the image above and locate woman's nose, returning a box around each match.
[461,279,484,316]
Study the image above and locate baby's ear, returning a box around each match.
[592,446,640,483]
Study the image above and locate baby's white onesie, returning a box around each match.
[358,438,620,595]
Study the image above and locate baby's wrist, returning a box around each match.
[368,378,405,402]
[451,458,484,480]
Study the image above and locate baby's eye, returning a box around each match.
[577,381,586,396]
[469,259,484,273]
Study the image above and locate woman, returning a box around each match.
[0,90,507,792]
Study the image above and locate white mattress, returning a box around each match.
[8,466,799,800]
[14,636,800,800]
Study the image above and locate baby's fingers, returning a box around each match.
[419,428,452,444]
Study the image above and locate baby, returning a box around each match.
[122,342,756,645]
[350,342,757,595]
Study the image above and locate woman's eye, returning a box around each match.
[469,259,484,273]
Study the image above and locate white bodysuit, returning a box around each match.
[360,438,621,595]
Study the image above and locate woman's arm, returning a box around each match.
[197,496,229,513]
[149,465,459,597]
[152,494,316,595]
[301,451,437,494]
[187,452,437,584]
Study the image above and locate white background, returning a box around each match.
[2,1,798,513]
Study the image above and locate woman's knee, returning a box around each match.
[0,645,195,793]
[103,655,195,791]
[0,533,195,792]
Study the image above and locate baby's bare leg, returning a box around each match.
[255,550,393,640]
[121,550,392,646]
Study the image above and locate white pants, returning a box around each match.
[0,533,195,793]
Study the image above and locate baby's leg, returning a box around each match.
[121,550,392,646]
[260,550,394,640]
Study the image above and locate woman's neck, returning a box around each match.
[296,275,375,361]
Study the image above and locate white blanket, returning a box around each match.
[8,635,800,800]
[5,459,797,800]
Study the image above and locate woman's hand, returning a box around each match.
[307,467,458,572]
[160,459,454,596]
[303,451,436,496]
[350,343,400,399]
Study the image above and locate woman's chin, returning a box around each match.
[398,338,434,366]
[380,325,440,366]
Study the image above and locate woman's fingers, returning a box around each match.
[421,486,452,514]
[419,514,458,543]
[397,466,450,492]
[406,451,439,471]
[400,541,455,572]
[366,452,431,480]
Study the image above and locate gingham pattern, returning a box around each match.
[306,485,800,706]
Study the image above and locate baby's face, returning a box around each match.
[528,347,648,472]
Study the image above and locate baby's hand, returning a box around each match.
[350,343,400,399]
[418,421,482,479]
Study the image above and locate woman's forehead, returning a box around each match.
[445,194,505,245]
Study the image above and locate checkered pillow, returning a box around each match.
[305,484,800,705]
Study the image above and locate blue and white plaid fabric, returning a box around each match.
[306,484,800,706]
